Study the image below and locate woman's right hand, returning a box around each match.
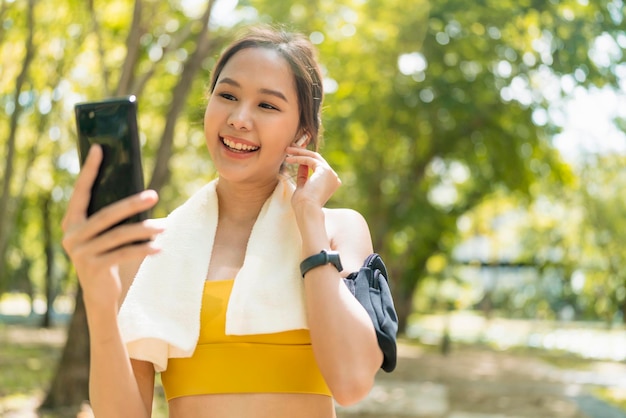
[61,145,164,312]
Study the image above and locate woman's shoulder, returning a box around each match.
[323,208,373,274]
[323,207,368,229]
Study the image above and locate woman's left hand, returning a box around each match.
[285,146,341,212]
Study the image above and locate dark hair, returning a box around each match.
[209,26,324,151]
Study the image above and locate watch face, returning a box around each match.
[327,251,343,272]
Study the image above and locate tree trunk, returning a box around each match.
[395,289,413,335]
[0,0,36,282]
[115,0,143,96]
[87,0,111,95]
[40,287,90,411]
[148,0,216,192]
[42,193,54,328]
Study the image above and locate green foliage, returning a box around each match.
[241,0,625,328]
[576,155,626,323]
[478,154,626,323]
[1,0,625,330]
[0,0,225,293]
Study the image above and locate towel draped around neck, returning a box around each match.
[117,178,306,372]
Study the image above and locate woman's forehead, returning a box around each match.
[218,47,298,100]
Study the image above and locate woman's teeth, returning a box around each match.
[223,137,259,152]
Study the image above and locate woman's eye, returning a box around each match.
[219,93,236,101]
[259,102,278,110]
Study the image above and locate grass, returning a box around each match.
[0,344,59,396]
[0,322,172,417]
[2,321,626,417]
[0,323,63,416]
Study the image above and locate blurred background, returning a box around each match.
[1,0,626,417]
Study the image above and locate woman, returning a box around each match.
[62,26,383,418]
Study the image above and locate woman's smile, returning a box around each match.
[221,135,260,153]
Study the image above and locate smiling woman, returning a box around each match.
[61,25,388,418]
[204,47,302,181]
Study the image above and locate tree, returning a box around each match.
[508,153,626,325]
[0,0,36,283]
[0,0,230,407]
[2,0,625,411]
[41,288,90,410]
[244,0,625,331]
[577,155,626,325]
[34,0,222,410]
[148,0,219,192]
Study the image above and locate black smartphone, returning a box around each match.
[74,95,147,225]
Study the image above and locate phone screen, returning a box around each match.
[75,96,147,224]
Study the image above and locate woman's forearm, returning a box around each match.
[85,304,153,418]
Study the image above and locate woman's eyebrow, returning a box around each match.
[217,77,240,88]
[218,77,289,103]
[259,88,288,103]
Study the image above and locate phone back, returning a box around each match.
[75,96,146,223]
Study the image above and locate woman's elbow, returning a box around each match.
[330,371,376,406]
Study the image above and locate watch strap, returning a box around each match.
[300,249,342,277]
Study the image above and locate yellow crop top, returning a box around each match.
[160,279,331,400]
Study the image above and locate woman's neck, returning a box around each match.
[215,177,280,224]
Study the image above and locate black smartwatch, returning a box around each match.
[300,249,343,278]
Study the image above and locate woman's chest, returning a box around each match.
[205,222,253,281]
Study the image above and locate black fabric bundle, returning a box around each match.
[343,253,398,372]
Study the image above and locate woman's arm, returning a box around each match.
[285,147,383,406]
[85,304,156,417]
[61,145,163,417]
[298,205,382,406]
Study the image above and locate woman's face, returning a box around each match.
[204,47,301,184]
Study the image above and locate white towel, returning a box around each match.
[117,178,307,372]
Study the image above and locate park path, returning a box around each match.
[337,342,626,418]
[3,324,626,418]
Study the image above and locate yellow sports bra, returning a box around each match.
[160,279,331,400]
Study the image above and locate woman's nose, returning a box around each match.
[227,104,253,130]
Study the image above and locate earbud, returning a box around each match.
[295,134,308,147]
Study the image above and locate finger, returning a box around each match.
[63,145,102,230]
[100,241,161,265]
[285,146,320,158]
[296,164,309,188]
[285,154,322,168]
[78,219,165,257]
[76,190,159,243]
